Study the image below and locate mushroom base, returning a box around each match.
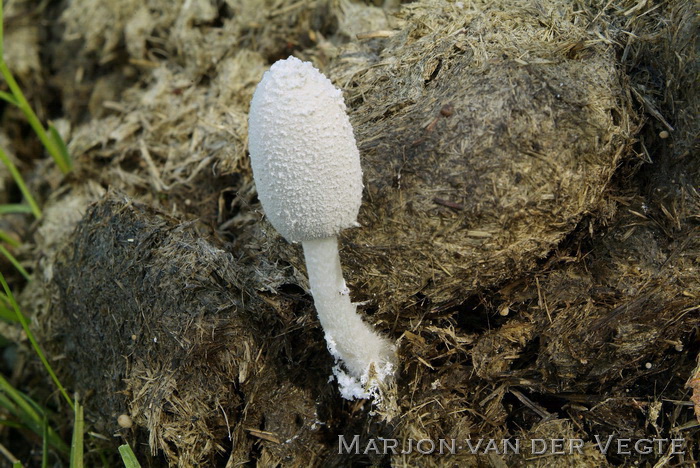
[302,236,395,396]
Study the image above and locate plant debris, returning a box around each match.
[0,0,696,465]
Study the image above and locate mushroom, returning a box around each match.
[247,56,396,398]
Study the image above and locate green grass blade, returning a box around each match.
[0,293,19,322]
[0,147,42,219]
[42,415,49,468]
[48,125,73,172]
[0,273,73,410]
[12,462,23,468]
[0,230,19,248]
[118,444,141,468]
[69,398,84,468]
[18,392,50,421]
[0,204,34,215]
[0,375,68,454]
[0,90,18,106]
[0,291,21,321]
[0,375,39,421]
[0,62,71,175]
[0,393,20,417]
[0,245,30,281]
[0,419,26,429]
[0,301,19,322]
[0,2,71,174]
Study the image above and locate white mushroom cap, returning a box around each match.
[248,56,363,243]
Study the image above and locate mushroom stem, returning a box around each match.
[302,237,395,380]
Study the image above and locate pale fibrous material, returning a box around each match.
[248,56,363,243]
[248,57,395,397]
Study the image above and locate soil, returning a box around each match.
[0,0,697,466]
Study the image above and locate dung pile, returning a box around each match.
[48,196,261,464]
[332,0,633,309]
[10,0,696,466]
[40,0,633,310]
[46,195,340,466]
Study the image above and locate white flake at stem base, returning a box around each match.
[302,236,395,399]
